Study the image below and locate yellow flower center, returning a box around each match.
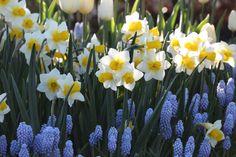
[47,78,59,93]
[63,82,81,96]
[182,56,195,70]
[122,72,134,84]
[10,27,23,40]
[52,30,69,43]
[22,18,34,29]
[0,0,9,6]
[98,72,113,83]
[208,129,224,142]
[27,38,41,52]
[146,40,162,49]
[81,56,88,67]
[134,57,142,68]
[0,101,7,111]
[199,50,216,61]
[95,45,105,53]
[149,27,159,36]
[184,41,198,51]
[222,47,233,61]
[12,7,26,17]
[171,38,180,49]
[147,60,161,71]
[109,57,125,71]
[128,21,142,32]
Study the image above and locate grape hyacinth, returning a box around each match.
[201,112,208,122]
[89,125,103,146]
[0,135,7,155]
[173,138,183,157]
[66,115,73,135]
[53,147,61,157]
[144,108,153,125]
[169,94,179,116]
[19,144,29,157]
[223,136,231,150]
[185,136,195,156]
[193,113,203,125]
[175,120,184,138]
[223,114,234,136]
[198,139,211,157]
[226,102,236,123]
[160,100,173,140]
[189,93,201,116]
[63,140,74,157]
[116,109,123,128]
[200,93,209,110]
[108,127,118,153]
[74,22,83,40]
[121,127,132,156]
[128,99,135,119]
[77,154,84,157]
[10,140,20,156]
[184,88,189,107]
[47,115,57,127]
[217,80,226,107]
[17,122,34,146]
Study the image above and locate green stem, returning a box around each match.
[141,0,145,18]
[83,14,87,46]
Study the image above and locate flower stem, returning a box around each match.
[83,14,87,46]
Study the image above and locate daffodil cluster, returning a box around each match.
[37,68,84,107]
[0,0,70,66]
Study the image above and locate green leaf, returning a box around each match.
[196,14,209,32]
[216,10,227,41]
[28,45,40,132]
[164,2,180,34]
[48,0,57,18]
[131,0,140,13]
[11,75,30,123]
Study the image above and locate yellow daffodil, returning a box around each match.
[137,51,171,81]
[15,13,39,32]
[95,63,118,91]
[0,93,10,123]
[57,73,85,107]
[19,31,45,64]
[100,48,130,73]
[77,48,98,74]
[87,34,106,54]
[202,120,225,148]
[37,68,65,101]
[118,63,143,91]
[4,0,30,22]
[44,19,69,54]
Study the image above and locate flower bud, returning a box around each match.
[98,0,114,21]
[228,10,236,32]
[201,23,216,43]
[78,0,94,15]
[198,0,209,4]
[58,0,80,14]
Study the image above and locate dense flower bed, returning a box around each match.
[0,0,236,156]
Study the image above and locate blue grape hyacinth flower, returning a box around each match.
[66,115,73,135]
[185,136,195,156]
[121,127,132,156]
[17,122,34,146]
[19,144,29,157]
[217,80,226,107]
[144,108,153,125]
[173,138,183,157]
[89,125,103,146]
[63,140,74,157]
[198,139,211,157]
[223,136,231,150]
[108,127,118,153]
[160,100,173,140]
[0,135,7,156]
[175,120,184,138]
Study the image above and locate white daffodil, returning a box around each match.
[19,31,45,64]
[77,48,98,74]
[15,13,39,32]
[37,68,65,101]
[87,34,106,54]
[121,11,148,36]
[213,41,236,68]
[202,120,225,148]
[173,52,198,75]
[100,48,130,73]
[0,0,17,16]
[0,93,10,123]
[137,51,171,81]
[44,19,69,54]
[57,73,85,107]
[95,63,118,91]
[201,23,217,43]
[118,63,143,91]
[132,50,144,68]
[197,42,220,72]
[9,26,24,41]
[4,0,30,22]
[167,28,185,57]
